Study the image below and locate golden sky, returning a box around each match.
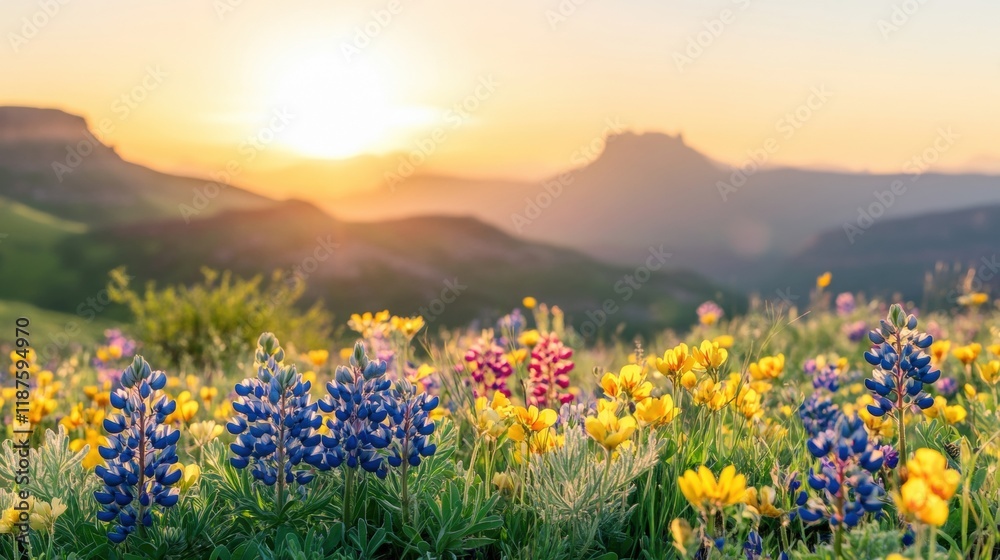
[3,0,999,197]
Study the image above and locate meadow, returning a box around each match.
[1,273,998,560]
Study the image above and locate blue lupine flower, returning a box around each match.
[799,394,843,437]
[811,363,840,392]
[879,445,899,469]
[319,341,394,478]
[797,415,885,529]
[227,333,325,490]
[744,530,763,560]
[386,380,439,468]
[95,356,180,544]
[902,525,915,547]
[863,305,937,418]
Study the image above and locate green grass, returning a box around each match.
[0,298,118,352]
[0,195,90,306]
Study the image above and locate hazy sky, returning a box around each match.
[3,0,1000,190]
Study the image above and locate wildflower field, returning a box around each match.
[2,279,1000,560]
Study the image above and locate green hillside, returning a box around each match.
[0,298,118,351]
[0,195,92,305]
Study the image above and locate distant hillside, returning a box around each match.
[763,205,1000,303]
[327,131,1000,287]
[53,199,729,334]
[0,106,272,225]
[0,107,731,335]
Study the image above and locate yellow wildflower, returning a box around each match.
[600,364,652,402]
[957,292,990,307]
[169,463,202,492]
[692,340,728,372]
[678,465,747,513]
[189,420,224,446]
[166,391,199,424]
[713,335,734,349]
[473,392,513,439]
[978,360,1000,385]
[518,329,541,347]
[69,428,108,469]
[306,349,329,368]
[671,518,695,555]
[348,310,391,338]
[522,296,537,309]
[680,371,698,390]
[929,340,951,365]
[749,354,785,382]
[896,448,960,527]
[816,272,832,289]
[508,405,557,442]
[743,486,782,517]
[923,396,967,424]
[391,315,425,339]
[585,409,636,451]
[634,395,680,427]
[692,379,726,411]
[493,472,518,496]
[28,498,66,532]
[199,386,218,405]
[656,343,695,378]
[953,343,982,366]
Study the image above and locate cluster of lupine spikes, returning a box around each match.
[318,341,396,478]
[527,333,575,407]
[798,415,885,528]
[798,393,841,438]
[226,336,438,482]
[95,356,181,544]
[864,304,938,417]
[386,380,439,468]
[227,333,325,486]
[463,331,514,398]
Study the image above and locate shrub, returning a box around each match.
[107,267,332,373]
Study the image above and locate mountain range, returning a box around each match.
[325,130,1000,295]
[2,106,998,338]
[0,107,727,336]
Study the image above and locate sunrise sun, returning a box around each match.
[270,55,424,159]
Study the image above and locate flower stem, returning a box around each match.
[344,467,356,525]
[400,461,410,525]
[136,386,148,539]
[275,393,287,519]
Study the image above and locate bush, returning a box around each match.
[107,267,332,373]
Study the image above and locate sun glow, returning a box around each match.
[270,56,426,159]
